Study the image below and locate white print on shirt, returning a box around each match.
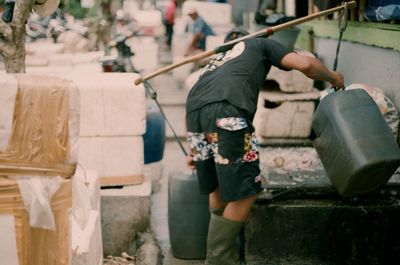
[201,41,245,76]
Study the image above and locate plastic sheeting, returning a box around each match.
[17,176,63,230]
[0,74,79,177]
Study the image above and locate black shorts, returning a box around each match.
[186,101,263,202]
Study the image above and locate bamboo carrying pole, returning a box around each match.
[134,1,356,85]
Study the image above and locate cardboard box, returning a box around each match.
[0,74,80,177]
[0,178,72,265]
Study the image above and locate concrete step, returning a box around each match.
[100,178,152,256]
[248,147,400,264]
[245,186,400,265]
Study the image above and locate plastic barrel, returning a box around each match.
[143,100,166,164]
[168,171,210,259]
[312,89,400,197]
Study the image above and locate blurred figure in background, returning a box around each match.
[208,0,230,3]
[163,0,177,50]
[184,7,215,56]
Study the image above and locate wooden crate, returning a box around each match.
[0,178,72,265]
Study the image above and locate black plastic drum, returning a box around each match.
[168,171,210,259]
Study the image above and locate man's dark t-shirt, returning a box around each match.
[186,38,291,120]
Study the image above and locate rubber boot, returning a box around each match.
[205,213,244,265]
[210,208,247,264]
[209,208,224,216]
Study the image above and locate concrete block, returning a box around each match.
[72,210,103,265]
[78,136,144,179]
[101,179,152,256]
[246,196,400,265]
[266,51,315,93]
[254,91,318,139]
[67,73,146,137]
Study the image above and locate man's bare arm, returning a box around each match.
[280,52,344,89]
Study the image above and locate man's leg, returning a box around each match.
[206,191,258,265]
[201,102,262,264]
[206,192,257,265]
[223,194,258,221]
[209,188,227,215]
[206,179,260,263]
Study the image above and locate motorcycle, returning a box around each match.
[100,34,140,73]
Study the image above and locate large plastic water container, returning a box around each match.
[143,100,166,164]
[168,171,210,259]
[312,89,400,197]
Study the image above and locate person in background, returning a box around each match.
[163,0,177,50]
[185,28,344,265]
[184,7,215,56]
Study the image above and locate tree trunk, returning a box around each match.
[3,28,26,73]
[0,0,32,73]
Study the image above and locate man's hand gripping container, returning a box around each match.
[312,89,400,197]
